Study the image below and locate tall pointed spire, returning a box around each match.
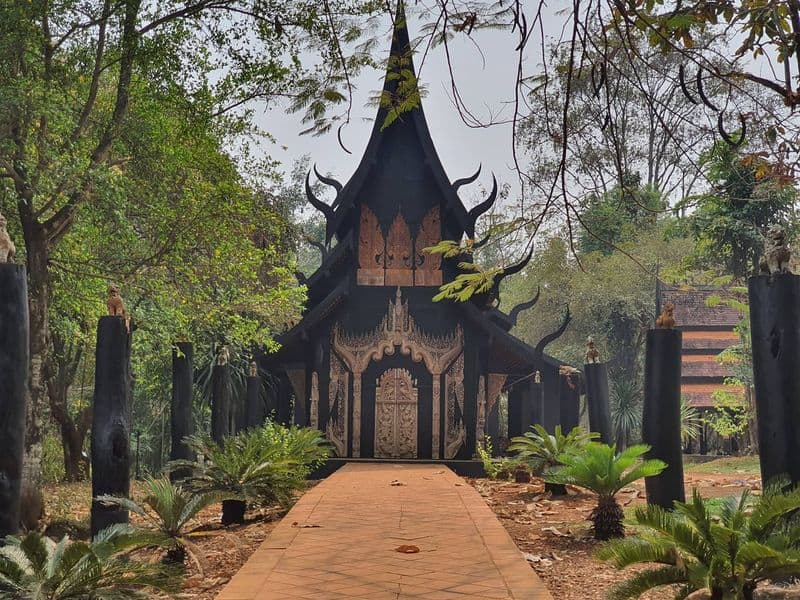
[375,0,421,131]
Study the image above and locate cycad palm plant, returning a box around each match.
[546,443,666,540]
[171,422,330,525]
[508,425,598,495]
[97,476,222,568]
[0,525,176,599]
[598,483,800,599]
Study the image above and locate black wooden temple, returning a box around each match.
[258,5,567,461]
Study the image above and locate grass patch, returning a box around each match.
[685,456,760,476]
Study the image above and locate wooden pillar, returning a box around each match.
[749,274,800,486]
[584,363,613,444]
[170,342,193,481]
[91,316,131,537]
[245,375,265,429]
[642,328,685,509]
[210,364,232,444]
[0,264,28,539]
[558,372,581,433]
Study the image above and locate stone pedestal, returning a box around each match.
[170,342,193,481]
[0,265,28,539]
[91,316,131,537]
[642,328,685,509]
[749,273,800,486]
[584,363,613,444]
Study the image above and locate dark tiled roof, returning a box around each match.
[660,286,742,328]
[682,358,730,378]
[683,383,744,408]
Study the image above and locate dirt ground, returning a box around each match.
[41,481,288,600]
[468,456,763,600]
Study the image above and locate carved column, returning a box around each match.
[431,375,441,459]
[352,375,363,457]
[91,316,131,537]
[0,264,28,538]
[584,362,613,444]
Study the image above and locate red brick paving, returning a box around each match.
[217,463,552,599]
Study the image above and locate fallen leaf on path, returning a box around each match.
[541,526,570,538]
[395,545,420,553]
[389,480,406,486]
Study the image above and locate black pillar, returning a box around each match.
[642,328,685,509]
[91,316,131,537]
[0,265,28,539]
[749,274,800,486]
[558,372,581,433]
[210,364,232,444]
[245,376,265,429]
[531,379,544,428]
[170,342,193,481]
[584,363,613,444]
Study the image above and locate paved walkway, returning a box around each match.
[218,463,552,599]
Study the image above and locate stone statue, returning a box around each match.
[656,302,676,329]
[533,370,541,384]
[0,212,16,263]
[759,224,792,275]
[584,337,600,364]
[216,345,230,366]
[249,361,258,377]
[107,285,126,317]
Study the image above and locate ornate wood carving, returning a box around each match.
[414,206,442,286]
[444,352,466,459]
[385,213,413,286]
[475,375,487,454]
[357,205,385,286]
[332,288,462,458]
[326,353,348,457]
[374,368,418,458]
[310,372,319,429]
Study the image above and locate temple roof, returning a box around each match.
[309,2,487,247]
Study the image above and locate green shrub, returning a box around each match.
[598,482,800,600]
[0,525,177,599]
[477,437,524,480]
[97,476,222,569]
[546,443,666,540]
[508,424,598,475]
[171,422,330,510]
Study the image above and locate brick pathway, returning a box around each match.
[218,463,552,599]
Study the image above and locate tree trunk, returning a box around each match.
[20,230,51,524]
[60,411,91,482]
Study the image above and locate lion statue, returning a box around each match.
[656,302,676,329]
[584,337,600,364]
[759,224,792,275]
[0,212,16,263]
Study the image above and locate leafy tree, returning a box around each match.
[0,0,381,497]
[0,525,176,599]
[97,476,223,568]
[687,143,797,279]
[546,443,666,540]
[598,485,800,600]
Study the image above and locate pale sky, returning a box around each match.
[253,3,561,208]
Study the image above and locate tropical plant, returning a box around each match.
[171,422,330,524]
[610,379,642,451]
[680,398,703,446]
[546,443,666,540]
[0,525,176,599]
[97,476,222,569]
[598,482,800,599]
[508,425,598,494]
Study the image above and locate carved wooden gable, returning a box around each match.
[385,213,413,286]
[414,206,442,286]
[357,205,385,286]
